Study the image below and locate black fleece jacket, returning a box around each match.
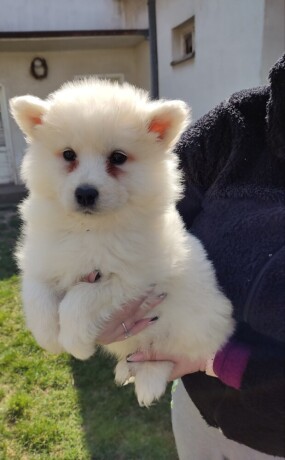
[176,55,285,456]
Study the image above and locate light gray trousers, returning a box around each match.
[171,379,283,460]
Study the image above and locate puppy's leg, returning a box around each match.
[130,361,174,407]
[22,277,63,354]
[115,360,134,385]
[59,282,112,360]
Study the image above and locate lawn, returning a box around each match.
[0,204,178,460]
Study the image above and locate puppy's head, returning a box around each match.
[10,80,190,218]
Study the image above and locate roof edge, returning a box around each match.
[0,29,149,39]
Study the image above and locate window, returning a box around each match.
[184,31,193,55]
[171,16,195,66]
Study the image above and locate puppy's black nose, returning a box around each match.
[75,185,99,208]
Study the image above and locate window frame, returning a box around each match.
[171,16,195,67]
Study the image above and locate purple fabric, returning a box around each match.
[213,341,251,390]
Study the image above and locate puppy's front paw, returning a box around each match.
[58,330,96,360]
[59,287,98,360]
[29,320,63,354]
[115,360,133,385]
[133,361,173,407]
[34,332,64,355]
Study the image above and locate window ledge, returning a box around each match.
[170,51,195,67]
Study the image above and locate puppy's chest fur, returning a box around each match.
[27,218,181,295]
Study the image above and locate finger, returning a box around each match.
[126,350,177,363]
[96,289,167,344]
[115,317,159,342]
[101,291,166,342]
[135,292,167,317]
[94,305,151,345]
[130,316,159,335]
[168,365,182,381]
[121,292,167,329]
[95,294,152,343]
[108,289,155,323]
[125,351,180,381]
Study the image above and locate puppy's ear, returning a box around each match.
[10,95,48,139]
[147,100,191,148]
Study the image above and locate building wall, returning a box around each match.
[135,40,150,89]
[0,0,148,32]
[0,45,150,182]
[155,0,269,120]
[119,0,149,29]
[261,0,285,84]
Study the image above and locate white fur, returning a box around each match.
[11,79,234,406]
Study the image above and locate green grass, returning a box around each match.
[0,205,178,460]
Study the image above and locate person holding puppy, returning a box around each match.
[95,54,285,459]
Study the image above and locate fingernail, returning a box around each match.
[148,316,159,323]
[126,352,144,362]
[157,292,167,299]
[147,292,167,302]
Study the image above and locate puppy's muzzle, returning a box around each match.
[75,185,99,210]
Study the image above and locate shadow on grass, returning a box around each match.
[70,352,178,460]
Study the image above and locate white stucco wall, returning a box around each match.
[0,0,148,32]
[156,0,268,120]
[135,40,151,90]
[119,0,149,29]
[0,45,150,182]
[261,0,285,84]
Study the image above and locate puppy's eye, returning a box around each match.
[63,148,77,162]
[109,150,127,165]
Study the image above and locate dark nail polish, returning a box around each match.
[149,316,159,322]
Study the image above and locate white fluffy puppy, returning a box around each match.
[10,80,234,406]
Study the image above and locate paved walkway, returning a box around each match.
[0,203,19,229]
[0,203,21,278]
[0,184,26,204]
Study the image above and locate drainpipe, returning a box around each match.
[147,0,159,99]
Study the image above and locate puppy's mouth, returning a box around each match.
[77,206,97,215]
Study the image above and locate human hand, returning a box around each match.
[95,287,167,345]
[126,350,209,381]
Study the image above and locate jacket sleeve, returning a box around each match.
[214,324,285,456]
